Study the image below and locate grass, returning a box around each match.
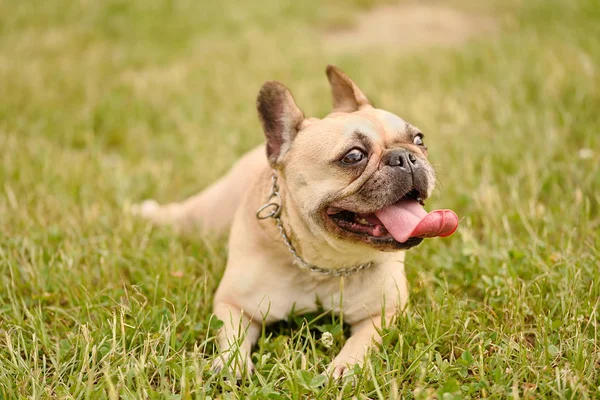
[0,0,599,398]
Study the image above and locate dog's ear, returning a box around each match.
[326,65,372,113]
[257,81,305,167]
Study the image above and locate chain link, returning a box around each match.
[256,170,373,277]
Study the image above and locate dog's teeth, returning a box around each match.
[357,218,369,225]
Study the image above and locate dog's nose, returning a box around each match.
[384,149,418,171]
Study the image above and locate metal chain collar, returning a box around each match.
[256,170,373,277]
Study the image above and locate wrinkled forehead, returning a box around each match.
[341,109,411,142]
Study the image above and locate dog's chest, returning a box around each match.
[238,266,393,325]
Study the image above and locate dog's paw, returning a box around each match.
[211,352,255,379]
[130,199,160,218]
[326,361,356,380]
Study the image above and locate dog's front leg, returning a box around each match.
[211,302,261,379]
[327,314,390,379]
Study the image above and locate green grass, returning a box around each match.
[1,0,599,398]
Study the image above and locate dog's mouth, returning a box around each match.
[326,190,458,245]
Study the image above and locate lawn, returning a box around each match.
[0,0,599,398]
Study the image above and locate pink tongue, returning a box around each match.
[374,200,458,243]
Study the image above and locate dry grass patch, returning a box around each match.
[324,3,496,52]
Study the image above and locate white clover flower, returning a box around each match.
[321,332,334,348]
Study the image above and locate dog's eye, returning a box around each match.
[341,149,366,165]
[413,135,424,146]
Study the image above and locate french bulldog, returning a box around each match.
[132,66,458,379]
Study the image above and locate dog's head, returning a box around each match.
[257,66,457,252]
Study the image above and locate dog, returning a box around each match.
[132,66,458,379]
